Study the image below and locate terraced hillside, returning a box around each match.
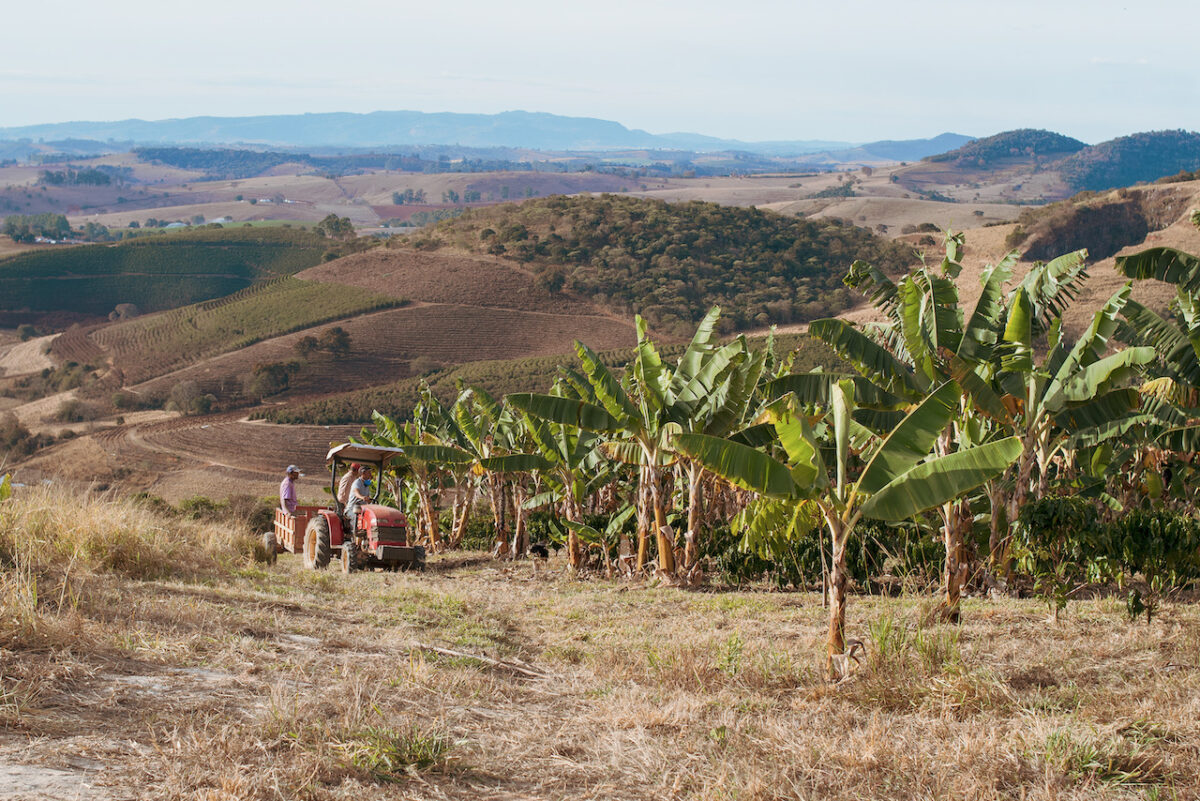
[262,331,844,426]
[84,277,403,384]
[129,302,635,400]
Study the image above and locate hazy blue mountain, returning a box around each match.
[0,110,961,156]
[857,132,975,161]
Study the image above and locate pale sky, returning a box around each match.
[2,0,1197,144]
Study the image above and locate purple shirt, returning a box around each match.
[279,476,297,514]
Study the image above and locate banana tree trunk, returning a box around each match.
[1006,428,1039,576]
[488,475,508,558]
[938,497,972,622]
[636,467,650,572]
[564,490,583,572]
[421,489,440,554]
[449,477,475,549]
[986,478,1009,582]
[648,466,675,577]
[510,480,529,558]
[684,461,703,571]
[825,513,848,675]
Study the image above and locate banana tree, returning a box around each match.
[1116,246,1200,435]
[995,281,1155,532]
[448,386,541,555]
[506,381,614,570]
[365,406,475,553]
[808,234,1020,617]
[518,307,766,578]
[676,377,1021,677]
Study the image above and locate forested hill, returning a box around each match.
[924,127,1200,195]
[925,128,1087,167]
[418,194,915,334]
[1057,130,1200,192]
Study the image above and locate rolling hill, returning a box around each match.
[0,110,968,157]
[415,194,916,334]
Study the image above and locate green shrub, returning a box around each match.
[1014,496,1108,618]
[701,518,940,590]
[1109,509,1200,622]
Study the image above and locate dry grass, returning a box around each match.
[1,492,1199,799]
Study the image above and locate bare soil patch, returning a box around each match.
[0,334,56,377]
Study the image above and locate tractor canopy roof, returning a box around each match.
[325,443,406,469]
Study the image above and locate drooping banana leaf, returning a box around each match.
[674,432,797,498]
[1116,247,1200,294]
[507,392,624,433]
[403,444,475,465]
[809,318,925,397]
[480,453,553,474]
[764,373,905,409]
[574,340,640,423]
[859,436,1022,521]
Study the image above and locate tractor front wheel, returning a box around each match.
[341,541,357,574]
[303,517,332,570]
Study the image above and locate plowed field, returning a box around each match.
[130,303,635,399]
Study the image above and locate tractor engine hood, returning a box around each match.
[359,504,407,530]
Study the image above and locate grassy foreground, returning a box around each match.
[2,491,1199,800]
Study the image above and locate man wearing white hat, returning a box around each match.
[279,464,301,515]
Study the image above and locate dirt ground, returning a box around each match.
[3,549,1199,800]
[0,334,56,378]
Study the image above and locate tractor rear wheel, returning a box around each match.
[303,516,332,570]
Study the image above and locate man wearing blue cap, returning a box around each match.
[279,464,301,515]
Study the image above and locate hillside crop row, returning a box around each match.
[259,332,841,425]
[0,228,330,314]
[90,277,404,383]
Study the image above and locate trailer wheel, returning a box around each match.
[261,530,278,566]
[303,517,332,570]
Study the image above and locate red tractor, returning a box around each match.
[268,443,424,573]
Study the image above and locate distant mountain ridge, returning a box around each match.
[0,109,967,159]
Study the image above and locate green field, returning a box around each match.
[0,228,331,315]
[93,277,404,379]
